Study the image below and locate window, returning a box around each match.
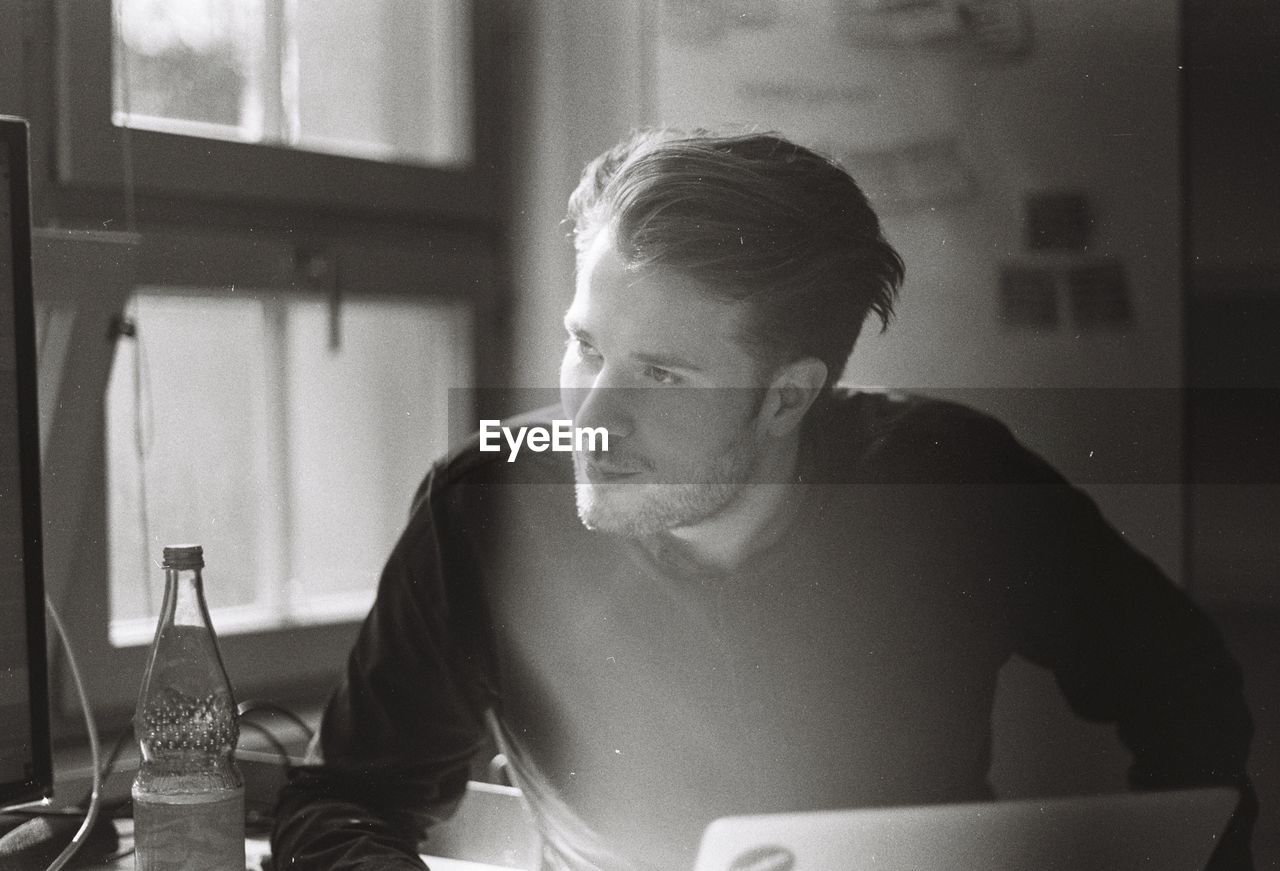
[114,0,472,167]
[39,2,509,720]
[56,0,506,217]
[38,228,497,717]
[105,291,472,645]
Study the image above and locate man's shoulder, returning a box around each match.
[810,389,1054,484]
[814,387,1006,447]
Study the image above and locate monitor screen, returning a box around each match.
[0,116,52,808]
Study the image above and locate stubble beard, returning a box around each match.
[572,433,760,538]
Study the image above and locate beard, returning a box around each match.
[572,429,760,537]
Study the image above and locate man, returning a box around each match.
[272,130,1254,869]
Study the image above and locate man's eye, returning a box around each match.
[644,365,679,385]
[568,337,601,360]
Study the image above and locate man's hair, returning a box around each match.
[566,128,905,388]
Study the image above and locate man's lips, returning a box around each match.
[583,459,646,480]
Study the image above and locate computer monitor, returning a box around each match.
[0,115,52,808]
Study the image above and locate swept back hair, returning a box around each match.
[567,128,904,388]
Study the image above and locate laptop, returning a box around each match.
[693,788,1238,871]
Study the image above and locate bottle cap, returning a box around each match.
[161,544,204,570]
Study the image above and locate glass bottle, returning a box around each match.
[132,544,245,871]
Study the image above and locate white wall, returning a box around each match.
[847,1,1184,580]
[0,5,24,117]
[507,0,650,389]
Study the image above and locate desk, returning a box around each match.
[88,820,523,871]
[86,779,535,870]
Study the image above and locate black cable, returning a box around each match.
[86,710,299,793]
[103,844,136,863]
[236,718,296,838]
[88,702,310,803]
[79,723,136,808]
[236,700,315,745]
[237,720,293,771]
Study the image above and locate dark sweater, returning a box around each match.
[271,391,1254,869]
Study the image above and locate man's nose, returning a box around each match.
[569,375,636,444]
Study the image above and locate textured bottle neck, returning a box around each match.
[137,564,240,767]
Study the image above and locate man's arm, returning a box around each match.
[271,467,494,869]
[968,419,1257,870]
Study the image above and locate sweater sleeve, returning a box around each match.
[961,413,1256,870]
[270,466,494,870]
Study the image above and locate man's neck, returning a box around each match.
[665,435,804,572]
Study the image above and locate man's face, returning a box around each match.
[559,231,772,537]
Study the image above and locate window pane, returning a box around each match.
[106,292,472,644]
[114,0,270,143]
[283,299,471,617]
[287,0,473,167]
[112,0,474,168]
[106,294,277,645]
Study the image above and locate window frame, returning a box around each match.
[55,0,508,222]
[30,0,512,732]
[42,226,497,721]
[103,283,476,646]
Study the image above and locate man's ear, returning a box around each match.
[759,357,827,437]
